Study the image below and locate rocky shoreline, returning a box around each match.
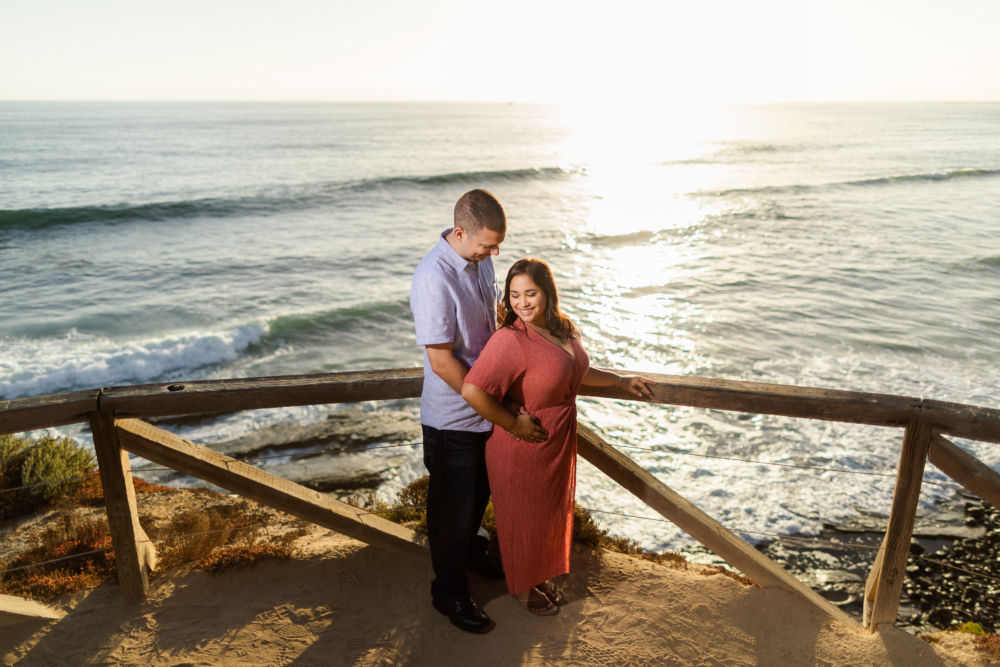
[758,494,998,635]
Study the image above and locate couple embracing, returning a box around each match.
[410,189,651,634]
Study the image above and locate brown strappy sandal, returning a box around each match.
[536,580,566,606]
[517,587,559,616]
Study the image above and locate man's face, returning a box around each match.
[454,226,505,262]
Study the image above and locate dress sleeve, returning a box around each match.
[464,328,525,400]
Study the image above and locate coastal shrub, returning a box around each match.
[0,434,32,477]
[21,436,95,497]
[395,475,429,526]
[957,621,988,636]
[697,564,758,587]
[973,636,1000,661]
[0,433,96,520]
[151,503,263,571]
[345,477,430,533]
[196,543,294,574]
[572,505,696,569]
[0,510,115,600]
[572,505,607,547]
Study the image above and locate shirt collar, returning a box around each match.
[437,228,478,272]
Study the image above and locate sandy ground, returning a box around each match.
[1,523,992,667]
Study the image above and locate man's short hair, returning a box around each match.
[454,189,507,234]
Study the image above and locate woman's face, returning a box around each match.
[509,273,547,328]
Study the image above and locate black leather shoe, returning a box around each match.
[432,596,496,634]
[467,553,505,580]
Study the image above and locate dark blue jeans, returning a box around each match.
[422,424,491,601]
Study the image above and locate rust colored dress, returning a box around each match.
[464,319,589,594]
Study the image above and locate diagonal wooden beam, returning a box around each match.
[928,433,1000,509]
[575,424,855,626]
[0,593,64,627]
[114,418,426,554]
[863,420,932,629]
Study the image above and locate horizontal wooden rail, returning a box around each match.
[4,370,998,445]
[0,389,100,435]
[99,369,424,418]
[581,372,1000,445]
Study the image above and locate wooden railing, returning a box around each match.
[2,369,999,631]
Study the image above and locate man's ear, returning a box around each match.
[452,225,466,241]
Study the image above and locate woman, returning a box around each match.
[462,258,652,615]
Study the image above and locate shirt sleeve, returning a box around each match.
[464,328,525,400]
[410,268,456,346]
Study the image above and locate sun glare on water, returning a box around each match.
[550,102,737,372]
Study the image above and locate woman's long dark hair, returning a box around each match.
[500,258,576,341]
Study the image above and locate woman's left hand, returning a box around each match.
[617,375,654,399]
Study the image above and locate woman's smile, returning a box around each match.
[509,274,547,328]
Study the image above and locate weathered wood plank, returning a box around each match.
[582,371,1000,444]
[582,371,922,428]
[929,434,1000,509]
[0,390,99,435]
[114,418,427,554]
[5,369,998,446]
[920,399,1000,447]
[575,424,856,626]
[863,420,932,629]
[0,593,64,627]
[99,368,423,418]
[88,412,157,603]
[863,545,886,627]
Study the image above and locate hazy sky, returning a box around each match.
[2,0,998,104]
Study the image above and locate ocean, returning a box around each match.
[2,100,998,554]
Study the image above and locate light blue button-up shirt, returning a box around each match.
[410,229,498,431]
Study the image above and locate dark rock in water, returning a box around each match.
[758,493,999,635]
[900,498,1000,635]
[210,406,421,459]
[298,469,385,492]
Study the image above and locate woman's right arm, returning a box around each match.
[461,383,548,443]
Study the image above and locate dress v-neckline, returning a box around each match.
[523,321,576,361]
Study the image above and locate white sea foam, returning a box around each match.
[0,323,269,399]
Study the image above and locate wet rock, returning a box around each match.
[759,494,999,634]
[211,406,421,458]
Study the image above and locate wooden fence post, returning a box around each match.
[863,419,932,630]
[88,411,157,602]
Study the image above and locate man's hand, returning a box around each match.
[506,413,547,443]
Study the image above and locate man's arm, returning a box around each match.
[425,342,469,394]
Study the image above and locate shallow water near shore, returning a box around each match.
[2,101,998,554]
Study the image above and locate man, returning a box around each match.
[410,189,536,633]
